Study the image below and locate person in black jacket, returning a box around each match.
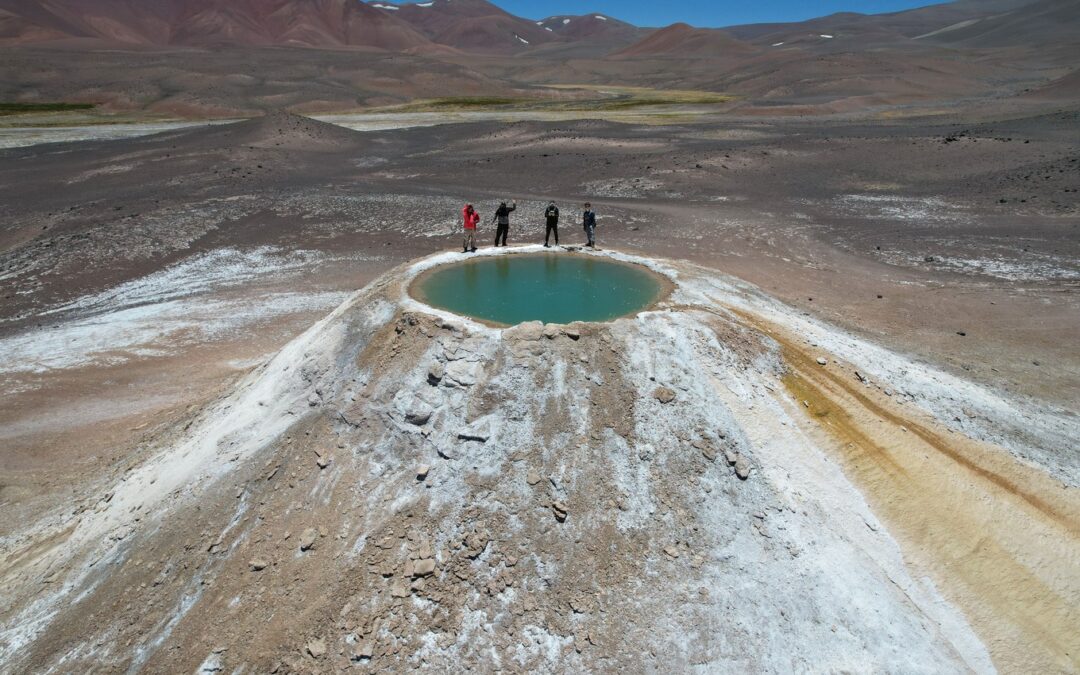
[582,203,597,248]
[543,201,559,247]
[491,200,516,247]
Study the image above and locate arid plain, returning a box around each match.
[1,0,1078,672]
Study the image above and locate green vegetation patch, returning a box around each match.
[0,102,95,116]
[587,94,735,111]
[404,97,529,110]
[362,85,738,118]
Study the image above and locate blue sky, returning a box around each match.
[388,0,941,27]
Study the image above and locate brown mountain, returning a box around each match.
[0,0,435,49]
[725,0,1058,51]
[365,0,558,54]
[612,23,756,58]
[914,0,1080,52]
[535,13,644,45]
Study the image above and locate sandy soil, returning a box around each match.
[0,109,1077,672]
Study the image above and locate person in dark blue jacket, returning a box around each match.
[582,203,597,248]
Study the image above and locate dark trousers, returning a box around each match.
[495,223,509,246]
[545,222,559,245]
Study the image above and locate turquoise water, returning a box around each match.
[414,254,664,325]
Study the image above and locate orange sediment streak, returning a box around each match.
[733,308,1080,673]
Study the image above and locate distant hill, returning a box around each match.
[914,0,1080,53]
[725,0,1069,53]
[0,0,435,49]
[364,0,559,54]
[535,13,643,46]
[1,0,1076,116]
[612,23,756,58]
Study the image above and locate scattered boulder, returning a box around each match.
[563,326,581,340]
[314,449,330,469]
[306,639,327,659]
[553,501,569,523]
[412,559,436,577]
[816,357,828,366]
[427,362,445,385]
[458,416,496,443]
[250,557,269,572]
[526,469,542,486]
[437,445,462,461]
[416,465,430,481]
[464,531,489,559]
[445,360,482,387]
[390,581,409,598]
[504,321,544,341]
[542,324,561,340]
[351,643,373,662]
[653,387,677,404]
[692,438,717,461]
[394,390,434,426]
[734,455,751,480]
[299,528,318,552]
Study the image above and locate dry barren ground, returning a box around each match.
[0,248,1076,673]
[1,111,1077,672]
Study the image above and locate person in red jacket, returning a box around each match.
[461,203,480,253]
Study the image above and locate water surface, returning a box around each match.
[414,254,664,326]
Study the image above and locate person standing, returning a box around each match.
[582,202,597,248]
[461,203,479,253]
[544,201,560,247]
[492,200,516,247]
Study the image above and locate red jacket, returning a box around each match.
[462,206,480,230]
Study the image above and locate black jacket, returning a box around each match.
[583,210,596,228]
[493,203,516,226]
[545,205,559,226]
